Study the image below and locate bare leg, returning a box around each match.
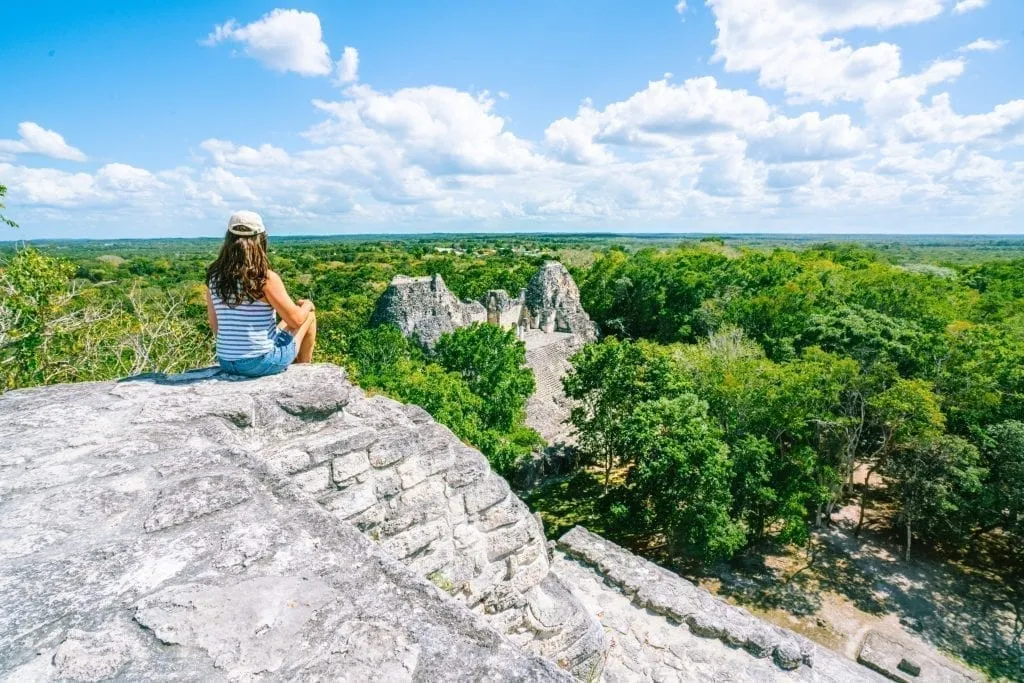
[296,311,316,363]
[280,311,317,364]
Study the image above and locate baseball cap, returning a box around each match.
[227,210,266,236]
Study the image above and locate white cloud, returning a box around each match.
[864,58,964,118]
[747,113,869,163]
[959,38,1006,53]
[954,0,989,14]
[0,122,87,162]
[202,167,257,201]
[675,1,687,13]
[203,9,332,76]
[96,163,161,193]
[708,0,945,104]
[545,77,772,163]
[309,84,546,175]
[7,1,1024,235]
[897,93,1024,145]
[335,46,359,83]
[200,139,291,167]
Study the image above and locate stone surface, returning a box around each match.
[557,526,884,682]
[370,273,487,347]
[522,261,598,342]
[0,364,598,682]
[857,630,979,683]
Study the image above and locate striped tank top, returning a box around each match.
[209,282,278,361]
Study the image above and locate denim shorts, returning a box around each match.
[218,331,297,378]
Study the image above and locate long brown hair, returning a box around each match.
[206,232,269,305]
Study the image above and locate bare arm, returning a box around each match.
[263,270,313,330]
[205,287,218,335]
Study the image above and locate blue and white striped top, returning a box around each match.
[209,283,278,361]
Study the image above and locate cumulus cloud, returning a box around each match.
[308,84,546,175]
[707,0,945,104]
[675,1,687,13]
[0,122,87,162]
[897,93,1024,145]
[6,6,1024,234]
[954,0,989,14]
[545,77,772,163]
[335,46,359,83]
[959,38,1006,53]
[200,139,291,167]
[203,9,332,76]
[746,113,869,163]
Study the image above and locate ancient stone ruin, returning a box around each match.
[371,261,597,445]
[1,364,915,681]
[371,261,598,349]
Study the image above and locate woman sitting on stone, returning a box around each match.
[205,210,316,377]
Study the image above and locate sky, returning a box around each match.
[1,0,1023,239]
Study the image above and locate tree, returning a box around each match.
[434,323,535,432]
[882,435,984,561]
[620,395,745,562]
[858,379,946,536]
[346,323,541,478]
[978,421,1024,536]
[563,337,679,488]
[0,185,16,228]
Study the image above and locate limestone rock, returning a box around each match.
[857,630,980,683]
[557,526,884,682]
[0,364,596,682]
[370,274,486,347]
[523,261,598,342]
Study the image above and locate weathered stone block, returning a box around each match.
[374,471,402,499]
[486,519,534,562]
[464,476,509,514]
[289,462,332,495]
[381,519,447,560]
[144,474,254,533]
[396,457,427,489]
[332,450,370,483]
[368,426,418,468]
[445,444,490,489]
[320,481,377,520]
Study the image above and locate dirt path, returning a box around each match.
[702,501,1016,680]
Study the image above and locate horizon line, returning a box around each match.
[5,230,1024,245]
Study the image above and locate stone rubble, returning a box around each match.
[0,365,596,681]
[556,526,884,682]
[857,630,979,683]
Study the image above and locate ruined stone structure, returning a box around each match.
[0,365,601,681]
[522,262,598,342]
[369,274,487,348]
[3,364,953,682]
[371,261,597,348]
[372,261,597,445]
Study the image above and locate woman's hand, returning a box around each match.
[297,298,316,311]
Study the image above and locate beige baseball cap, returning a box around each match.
[227,210,266,236]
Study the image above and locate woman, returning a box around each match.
[205,210,316,377]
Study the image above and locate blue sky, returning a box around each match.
[2,0,1022,238]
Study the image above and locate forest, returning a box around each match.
[3,199,1024,676]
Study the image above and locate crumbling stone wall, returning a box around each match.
[370,274,486,347]
[270,374,606,678]
[372,261,598,348]
[0,365,604,681]
[484,289,524,329]
[522,262,598,342]
[0,365,575,682]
